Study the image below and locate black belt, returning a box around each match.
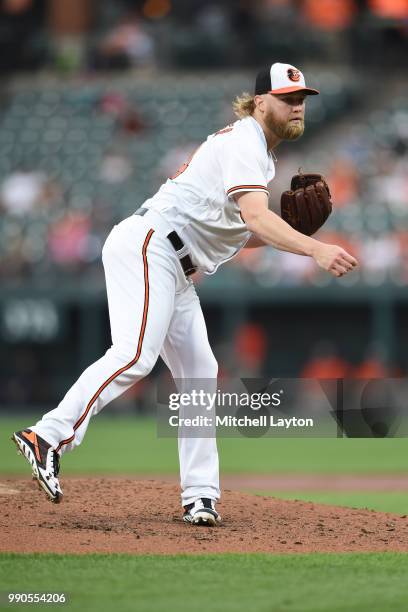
[134,208,197,276]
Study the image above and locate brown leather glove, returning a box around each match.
[281,172,333,236]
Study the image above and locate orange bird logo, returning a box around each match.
[287,68,301,82]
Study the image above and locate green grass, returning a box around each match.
[258,491,408,515]
[1,416,408,475]
[3,417,408,611]
[1,553,408,612]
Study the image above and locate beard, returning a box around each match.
[264,110,304,141]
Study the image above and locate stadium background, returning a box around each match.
[1,1,408,611]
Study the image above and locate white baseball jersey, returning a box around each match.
[142,116,276,274]
[29,116,279,511]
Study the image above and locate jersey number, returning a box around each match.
[215,124,233,136]
[170,126,233,180]
[170,146,201,180]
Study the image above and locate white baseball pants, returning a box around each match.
[31,210,220,506]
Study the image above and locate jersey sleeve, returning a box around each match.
[220,138,269,199]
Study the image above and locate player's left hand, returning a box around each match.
[281,172,333,236]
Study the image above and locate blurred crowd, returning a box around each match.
[1,73,407,288]
[2,1,408,407]
[229,92,408,288]
[0,84,151,282]
[1,0,408,73]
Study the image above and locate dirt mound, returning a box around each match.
[2,478,408,554]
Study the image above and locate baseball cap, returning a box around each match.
[255,63,319,96]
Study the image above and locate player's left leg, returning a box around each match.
[160,282,220,525]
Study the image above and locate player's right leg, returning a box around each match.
[160,282,221,525]
[12,214,180,502]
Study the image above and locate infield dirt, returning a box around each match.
[1,477,408,554]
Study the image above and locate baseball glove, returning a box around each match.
[280,172,333,236]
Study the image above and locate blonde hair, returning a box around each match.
[232,92,256,118]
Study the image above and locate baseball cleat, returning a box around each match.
[11,429,63,503]
[183,498,221,526]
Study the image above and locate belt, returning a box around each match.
[134,207,197,276]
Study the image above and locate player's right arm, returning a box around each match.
[236,191,357,278]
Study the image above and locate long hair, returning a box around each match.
[232,92,256,119]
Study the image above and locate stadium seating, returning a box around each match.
[0,73,407,288]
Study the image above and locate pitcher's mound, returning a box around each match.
[2,478,408,554]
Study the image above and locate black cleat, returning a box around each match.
[12,429,63,503]
[183,498,221,526]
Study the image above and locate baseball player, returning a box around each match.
[12,63,357,526]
